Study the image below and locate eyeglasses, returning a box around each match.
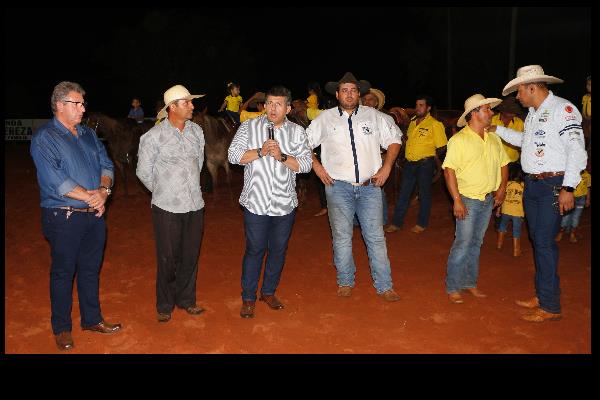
[63,100,88,108]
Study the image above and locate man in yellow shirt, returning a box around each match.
[582,75,591,149]
[385,95,447,234]
[491,96,524,162]
[442,94,509,304]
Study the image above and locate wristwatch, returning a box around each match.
[561,186,575,192]
[100,185,112,196]
[257,147,263,158]
[280,153,288,162]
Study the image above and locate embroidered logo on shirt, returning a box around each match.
[538,110,550,122]
[361,124,373,135]
[535,148,545,157]
[565,105,573,113]
[533,130,545,137]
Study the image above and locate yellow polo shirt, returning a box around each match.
[240,109,266,123]
[442,125,510,201]
[491,113,524,163]
[404,114,447,161]
[225,95,243,112]
[582,94,591,119]
[574,170,591,197]
[501,180,524,217]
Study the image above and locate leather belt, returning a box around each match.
[527,171,565,180]
[408,156,435,164]
[57,206,97,213]
[351,179,374,186]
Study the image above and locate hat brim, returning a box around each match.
[502,75,563,96]
[370,89,385,110]
[325,80,371,96]
[156,94,204,120]
[457,98,502,127]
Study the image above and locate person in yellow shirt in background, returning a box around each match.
[491,96,524,163]
[556,168,591,243]
[306,81,324,121]
[496,162,525,257]
[582,75,591,151]
[240,92,266,123]
[219,82,243,124]
[442,94,509,304]
[385,94,447,234]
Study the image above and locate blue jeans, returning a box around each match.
[241,207,296,301]
[560,195,586,231]
[325,180,393,294]
[41,208,106,334]
[498,214,523,238]
[445,194,493,293]
[523,175,563,314]
[390,157,435,228]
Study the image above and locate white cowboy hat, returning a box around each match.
[502,65,563,96]
[369,88,386,110]
[157,84,204,120]
[457,94,502,127]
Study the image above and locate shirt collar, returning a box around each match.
[51,117,85,136]
[532,90,555,113]
[337,105,359,117]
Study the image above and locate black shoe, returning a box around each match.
[82,320,122,333]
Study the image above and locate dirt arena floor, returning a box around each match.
[4,142,591,354]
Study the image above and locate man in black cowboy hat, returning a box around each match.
[491,96,525,163]
[305,72,403,302]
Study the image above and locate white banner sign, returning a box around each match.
[5,119,50,140]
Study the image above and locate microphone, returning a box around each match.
[268,121,274,140]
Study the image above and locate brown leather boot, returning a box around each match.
[513,237,522,257]
[555,228,564,242]
[496,231,506,249]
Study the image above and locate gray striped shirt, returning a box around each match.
[228,114,312,216]
[136,119,205,213]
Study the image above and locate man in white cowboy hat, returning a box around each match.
[385,94,447,235]
[488,65,587,322]
[305,72,403,302]
[136,84,207,323]
[442,94,510,305]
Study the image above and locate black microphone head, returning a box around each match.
[267,120,274,139]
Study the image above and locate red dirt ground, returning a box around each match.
[4,142,591,354]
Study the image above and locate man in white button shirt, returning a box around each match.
[488,65,587,323]
[306,72,403,302]
[228,86,313,318]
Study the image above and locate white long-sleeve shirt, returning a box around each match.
[305,106,403,184]
[495,91,587,188]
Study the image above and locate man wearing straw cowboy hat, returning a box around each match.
[488,65,587,322]
[137,84,207,323]
[442,94,510,305]
[305,72,403,302]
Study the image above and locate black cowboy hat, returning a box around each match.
[324,72,371,96]
[496,96,523,115]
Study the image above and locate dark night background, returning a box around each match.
[3,6,591,119]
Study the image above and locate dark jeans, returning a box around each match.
[241,207,296,301]
[151,205,204,314]
[523,175,563,314]
[41,208,106,334]
[390,157,435,228]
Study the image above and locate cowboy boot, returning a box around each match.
[569,228,578,243]
[555,228,564,242]
[497,231,506,249]
[513,237,522,257]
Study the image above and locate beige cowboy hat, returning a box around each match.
[369,88,385,110]
[325,72,371,96]
[502,65,563,96]
[156,84,204,120]
[248,92,266,109]
[457,94,502,127]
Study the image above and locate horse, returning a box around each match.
[84,112,151,196]
[192,108,236,194]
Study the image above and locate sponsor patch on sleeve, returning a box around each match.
[565,105,573,113]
